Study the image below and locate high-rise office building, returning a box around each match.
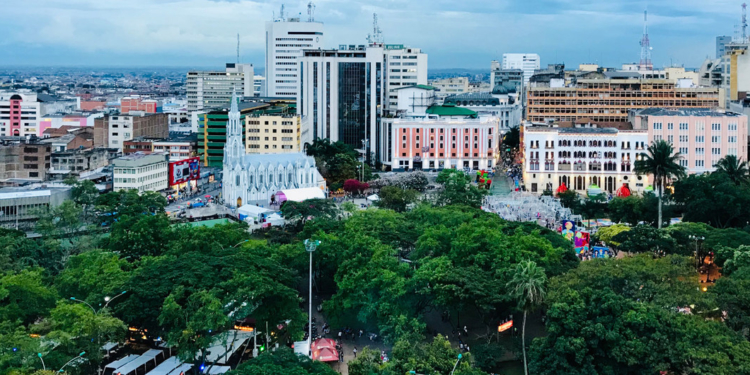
[502,53,540,84]
[297,45,385,161]
[382,45,428,110]
[186,63,254,112]
[265,13,324,98]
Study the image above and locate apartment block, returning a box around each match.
[631,108,748,173]
[0,138,51,184]
[94,113,169,151]
[121,96,158,113]
[383,45,428,111]
[0,93,41,137]
[186,63,254,112]
[246,114,301,154]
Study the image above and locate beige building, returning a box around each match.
[429,77,470,99]
[527,79,721,126]
[245,114,300,154]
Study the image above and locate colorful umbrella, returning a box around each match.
[556,183,568,194]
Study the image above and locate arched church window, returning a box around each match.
[236,175,240,185]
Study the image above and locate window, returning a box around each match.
[653,123,662,130]
[679,147,688,154]
[679,135,688,143]
[712,136,721,143]
[679,123,689,130]
[696,148,704,155]
[729,136,737,143]
[696,160,704,167]
[711,123,721,131]
[667,123,674,130]
[696,136,704,143]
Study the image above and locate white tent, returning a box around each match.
[276,187,325,203]
[112,349,164,375]
[166,364,193,375]
[145,357,181,375]
[199,330,256,365]
[206,366,232,374]
[237,204,273,222]
[367,194,379,201]
[104,355,139,370]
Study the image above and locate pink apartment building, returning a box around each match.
[631,108,748,174]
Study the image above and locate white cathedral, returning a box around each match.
[222,91,323,208]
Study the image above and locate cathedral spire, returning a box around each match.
[230,87,239,115]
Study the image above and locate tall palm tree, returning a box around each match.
[716,154,750,185]
[634,140,686,229]
[507,260,547,375]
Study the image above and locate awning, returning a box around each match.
[276,187,325,203]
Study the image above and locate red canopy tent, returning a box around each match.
[312,347,339,362]
[615,184,631,198]
[311,338,339,362]
[556,183,569,194]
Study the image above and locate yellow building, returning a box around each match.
[245,114,301,154]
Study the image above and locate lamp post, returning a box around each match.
[689,235,706,271]
[58,351,86,374]
[305,239,321,357]
[70,291,127,315]
[38,353,45,370]
[450,353,463,375]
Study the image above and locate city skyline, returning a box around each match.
[0,0,746,69]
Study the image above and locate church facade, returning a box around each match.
[222,91,321,208]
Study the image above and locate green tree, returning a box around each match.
[716,154,750,185]
[578,194,606,220]
[436,170,487,208]
[556,190,579,212]
[506,261,546,375]
[108,213,173,259]
[503,126,520,150]
[0,322,45,375]
[54,251,129,306]
[383,335,484,375]
[613,224,676,256]
[634,140,686,229]
[0,269,57,326]
[376,186,418,212]
[280,199,339,230]
[593,224,629,253]
[227,347,338,375]
[530,255,743,375]
[713,262,750,337]
[43,302,126,374]
[673,173,750,228]
[347,347,383,375]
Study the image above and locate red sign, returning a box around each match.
[498,320,513,332]
[168,156,200,185]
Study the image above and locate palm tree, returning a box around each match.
[507,260,547,375]
[634,140,686,229]
[716,154,750,185]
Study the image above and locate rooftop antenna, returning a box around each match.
[743,3,748,42]
[367,13,383,44]
[280,4,285,21]
[236,33,240,64]
[307,2,315,22]
[638,9,653,71]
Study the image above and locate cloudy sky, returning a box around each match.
[0,0,744,70]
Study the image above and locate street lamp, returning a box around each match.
[38,353,45,370]
[58,351,86,373]
[305,239,321,357]
[450,353,462,375]
[70,291,127,315]
[689,235,706,276]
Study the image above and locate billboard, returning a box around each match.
[169,156,200,185]
[561,220,576,241]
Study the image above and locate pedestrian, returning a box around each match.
[466,345,470,352]
[338,331,342,340]
[359,329,363,338]
[353,347,358,358]
[463,325,468,334]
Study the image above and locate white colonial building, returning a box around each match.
[522,126,649,195]
[222,91,322,208]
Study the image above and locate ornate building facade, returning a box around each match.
[222,91,320,208]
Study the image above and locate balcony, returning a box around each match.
[558,164,572,171]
